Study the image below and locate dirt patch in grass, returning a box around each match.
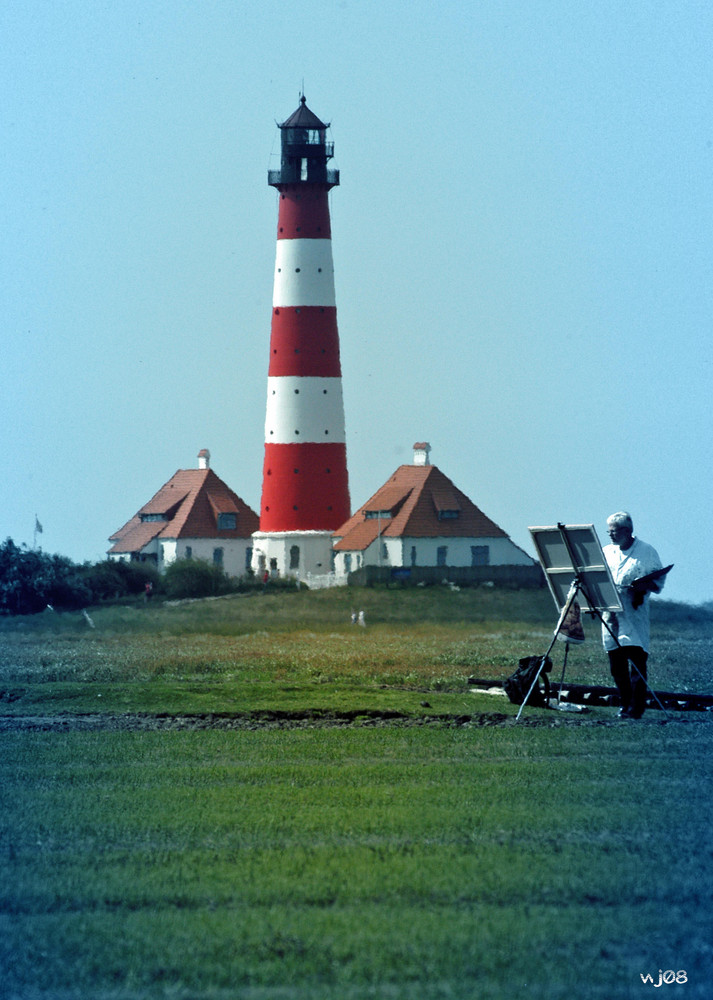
[0,708,686,733]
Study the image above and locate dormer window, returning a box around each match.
[364,510,392,520]
[140,513,166,523]
[437,509,460,521]
[218,513,237,530]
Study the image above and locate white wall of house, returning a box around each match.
[158,538,254,577]
[333,535,533,574]
[251,530,334,580]
[110,538,253,576]
[401,536,533,567]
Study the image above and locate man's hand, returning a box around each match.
[629,580,650,609]
[603,611,619,636]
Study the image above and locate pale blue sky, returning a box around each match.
[2,1,711,604]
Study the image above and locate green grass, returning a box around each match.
[2,726,712,999]
[2,587,710,715]
[1,586,712,998]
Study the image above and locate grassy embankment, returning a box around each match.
[1,585,710,717]
[1,586,712,999]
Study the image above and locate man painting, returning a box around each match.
[602,512,666,719]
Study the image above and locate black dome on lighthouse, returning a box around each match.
[279,95,329,131]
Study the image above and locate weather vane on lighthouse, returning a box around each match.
[252,95,351,580]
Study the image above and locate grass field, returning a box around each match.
[1,586,712,999]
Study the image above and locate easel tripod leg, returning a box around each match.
[515,582,578,722]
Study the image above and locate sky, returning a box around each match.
[2,0,711,605]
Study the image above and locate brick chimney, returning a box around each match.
[413,442,431,466]
[198,448,210,470]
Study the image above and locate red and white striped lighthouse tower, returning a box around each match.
[252,96,350,579]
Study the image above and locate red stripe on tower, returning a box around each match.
[255,96,350,570]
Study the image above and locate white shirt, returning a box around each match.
[601,538,664,653]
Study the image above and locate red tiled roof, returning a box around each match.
[333,464,508,552]
[108,468,258,556]
[107,517,166,554]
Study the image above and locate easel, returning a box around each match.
[515,578,582,721]
[518,524,670,722]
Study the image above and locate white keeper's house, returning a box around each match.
[332,443,535,577]
[108,450,258,576]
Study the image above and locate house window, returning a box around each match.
[410,546,417,566]
[344,553,352,574]
[290,545,300,570]
[382,542,388,561]
[365,510,392,520]
[140,513,166,523]
[213,548,224,566]
[245,547,252,571]
[437,509,460,520]
[437,546,448,567]
[185,546,192,559]
[218,513,237,530]
[471,545,490,567]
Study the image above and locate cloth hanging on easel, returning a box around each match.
[556,600,585,644]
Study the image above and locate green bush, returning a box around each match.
[162,558,236,600]
[78,560,160,602]
[0,540,165,615]
[0,538,89,614]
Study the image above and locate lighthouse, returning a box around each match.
[252,96,350,580]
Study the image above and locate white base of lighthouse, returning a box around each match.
[251,530,335,581]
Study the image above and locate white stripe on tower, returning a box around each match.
[273,240,336,307]
[265,376,346,443]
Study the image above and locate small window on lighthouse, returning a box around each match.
[300,158,308,181]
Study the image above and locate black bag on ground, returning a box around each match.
[504,655,552,707]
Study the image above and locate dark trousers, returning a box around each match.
[608,646,649,717]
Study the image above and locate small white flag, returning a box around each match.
[35,516,43,534]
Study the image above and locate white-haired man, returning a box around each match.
[602,512,665,719]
